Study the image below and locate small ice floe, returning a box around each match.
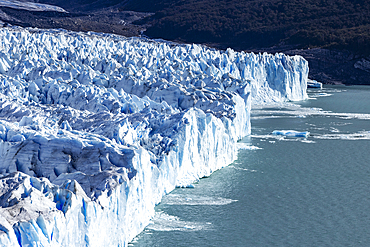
[176,183,195,188]
[236,143,262,150]
[272,130,310,138]
[329,127,340,133]
[301,139,316,144]
[307,79,322,89]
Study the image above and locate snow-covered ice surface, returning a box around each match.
[0,26,308,246]
[0,0,67,12]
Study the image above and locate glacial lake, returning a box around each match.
[130,85,370,247]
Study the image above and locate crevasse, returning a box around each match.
[0,27,308,246]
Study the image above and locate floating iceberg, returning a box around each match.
[0,26,308,246]
[307,79,322,89]
[272,130,310,138]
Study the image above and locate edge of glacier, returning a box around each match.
[0,27,308,246]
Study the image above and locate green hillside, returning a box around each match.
[123,0,370,54]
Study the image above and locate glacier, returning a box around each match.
[0,0,67,12]
[272,130,310,138]
[0,26,308,246]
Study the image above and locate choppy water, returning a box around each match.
[131,85,370,247]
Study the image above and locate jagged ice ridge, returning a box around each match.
[0,27,308,246]
[0,0,67,13]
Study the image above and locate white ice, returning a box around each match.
[272,130,310,138]
[236,143,262,150]
[0,0,67,12]
[0,26,308,246]
[161,194,237,206]
[307,79,322,89]
[145,211,211,232]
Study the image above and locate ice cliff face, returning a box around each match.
[0,27,308,246]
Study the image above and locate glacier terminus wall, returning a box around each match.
[0,27,308,246]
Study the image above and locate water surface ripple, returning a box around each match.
[131,86,370,247]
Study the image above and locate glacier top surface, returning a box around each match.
[0,25,308,202]
[0,26,308,246]
[0,0,67,12]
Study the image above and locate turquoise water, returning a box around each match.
[131,86,370,247]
